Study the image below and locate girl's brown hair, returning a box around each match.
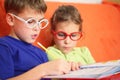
[51,5,83,31]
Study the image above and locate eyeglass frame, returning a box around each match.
[52,30,82,41]
[9,13,49,29]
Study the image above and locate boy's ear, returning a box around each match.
[6,13,14,26]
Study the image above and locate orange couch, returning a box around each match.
[0,0,120,62]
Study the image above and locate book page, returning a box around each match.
[44,60,120,79]
[44,66,120,79]
[80,60,120,69]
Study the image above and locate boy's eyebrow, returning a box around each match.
[38,17,45,21]
[25,17,45,21]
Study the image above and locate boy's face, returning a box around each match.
[54,21,80,54]
[7,7,46,43]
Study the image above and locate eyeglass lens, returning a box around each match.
[10,13,48,29]
[26,18,48,29]
[54,31,82,41]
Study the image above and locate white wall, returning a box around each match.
[45,0,102,4]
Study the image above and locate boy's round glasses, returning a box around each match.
[52,30,82,41]
[9,13,49,29]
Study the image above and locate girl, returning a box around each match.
[47,5,95,70]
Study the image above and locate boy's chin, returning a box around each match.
[25,40,35,44]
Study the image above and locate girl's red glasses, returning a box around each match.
[52,30,82,41]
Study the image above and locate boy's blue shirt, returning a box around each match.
[0,36,48,80]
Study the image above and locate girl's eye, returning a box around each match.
[71,33,80,37]
[71,34,77,37]
[57,32,66,37]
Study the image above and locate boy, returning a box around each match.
[0,0,71,80]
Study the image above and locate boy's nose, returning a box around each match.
[33,24,40,31]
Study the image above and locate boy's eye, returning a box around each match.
[27,19,36,24]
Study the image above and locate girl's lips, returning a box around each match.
[64,47,71,50]
[62,47,72,53]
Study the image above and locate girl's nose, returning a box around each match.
[64,36,71,44]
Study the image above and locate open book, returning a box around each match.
[43,60,120,79]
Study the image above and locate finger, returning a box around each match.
[71,62,76,71]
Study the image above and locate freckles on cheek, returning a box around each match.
[75,43,78,47]
[71,41,77,46]
[54,40,63,46]
[55,41,62,46]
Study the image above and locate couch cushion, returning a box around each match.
[36,2,120,62]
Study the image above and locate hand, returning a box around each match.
[38,59,71,76]
[69,62,81,71]
[7,60,78,80]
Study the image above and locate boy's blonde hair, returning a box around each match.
[4,0,47,14]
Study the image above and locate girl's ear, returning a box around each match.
[6,13,14,26]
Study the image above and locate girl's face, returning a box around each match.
[54,21,80,54]
[7,7,47,43]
